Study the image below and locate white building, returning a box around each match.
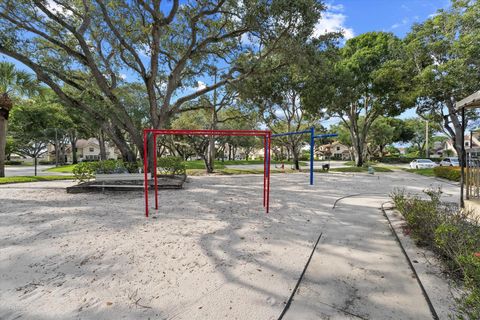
[47,138,120,163]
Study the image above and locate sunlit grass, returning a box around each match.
[0,175,75,184]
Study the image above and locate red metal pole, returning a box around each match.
[263,135,266,207]
[153,133,158,210]
[143,130,149,217]
[142,128,272,217]
[267,132,271,213]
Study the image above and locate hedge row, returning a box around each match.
[5,160,23,165]
[72,157,186,182]
[391,188,480,319]
[433,166,461,182]
[371,157,418,164]
[73,160,142,182]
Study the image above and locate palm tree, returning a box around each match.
[0,62,39,177]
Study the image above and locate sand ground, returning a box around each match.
[0,171,460,319]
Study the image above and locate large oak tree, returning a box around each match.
[404,0,480,164]
[304,32,415,166]
[0,0,324,164]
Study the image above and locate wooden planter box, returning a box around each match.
[95,173,149,181]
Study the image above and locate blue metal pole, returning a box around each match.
[310,127,314,185]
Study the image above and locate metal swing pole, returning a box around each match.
[263,135,267,207]
[266,132,271,213]
[310,127,315,185]
[154,133,158,210]
[143,130,149,217]
[142,129,272,216]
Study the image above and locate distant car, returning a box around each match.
[439,157,459,166]
[410,159,437,169]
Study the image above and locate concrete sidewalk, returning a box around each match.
[284,195,434,320]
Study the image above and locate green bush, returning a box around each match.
[73,160,141,181]
[433,166,461,182]
[391,188,480,319]
[72,162,96,182]
[157,156,186,175]
[39,160,55,165]
[371,157,418,164]
[95,160,122,174]
[5,160,23,165]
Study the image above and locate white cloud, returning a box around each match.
[196,81,206,91]
[391,17,410,29]
[328,3,344,11]
[45,0,72,16]
[313,3,354,40]
[119,73,127,80]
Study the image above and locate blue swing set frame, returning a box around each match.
[271,127,338,185]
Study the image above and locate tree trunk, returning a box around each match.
[54,129,59,167]
[444,100,465,166]
[292,144,300,170]
[107,126,136,163]
[203,155,213,173]
[34,155,37,176]
[0,116,7,177]
[98,130,107,160]
[71,133,78,164]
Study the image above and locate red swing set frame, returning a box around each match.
[143,129,272,217]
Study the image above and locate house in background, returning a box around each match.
[316,141,351,160]
[436,133,480,157]
[47,138,120,163]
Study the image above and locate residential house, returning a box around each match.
[437,133,480,157]
[317,141,351,160]
[47,138,120,163]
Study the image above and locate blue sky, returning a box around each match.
[316,0,450,39]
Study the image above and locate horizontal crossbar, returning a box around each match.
[145,129,270,137]
[314,133,338,139]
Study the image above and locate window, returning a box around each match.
[336,146,341,151]
[89,147,94,152]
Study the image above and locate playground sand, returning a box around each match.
[0,172,461,319]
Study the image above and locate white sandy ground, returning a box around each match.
[0,171,462,320]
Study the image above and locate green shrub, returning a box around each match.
[73,160,141,181]
[123,161,141,173]
[371,157,418,164]
[95,160,120,174]
[39,160,55,165]
[433,166,461,182]
[157,156,186,175]
[391,188,480,319]
[72,162,96,182]
[5,160,23,165]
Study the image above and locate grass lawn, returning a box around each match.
[183,160,226,170]
[220,159,307,166]
[44,160,309,173]
[0,175,75,184]
[403,168,435,177]
[187,168,306,176]
[331,166,393,173]
[44,164,77,173]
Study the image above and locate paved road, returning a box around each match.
[4,165,68,177]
